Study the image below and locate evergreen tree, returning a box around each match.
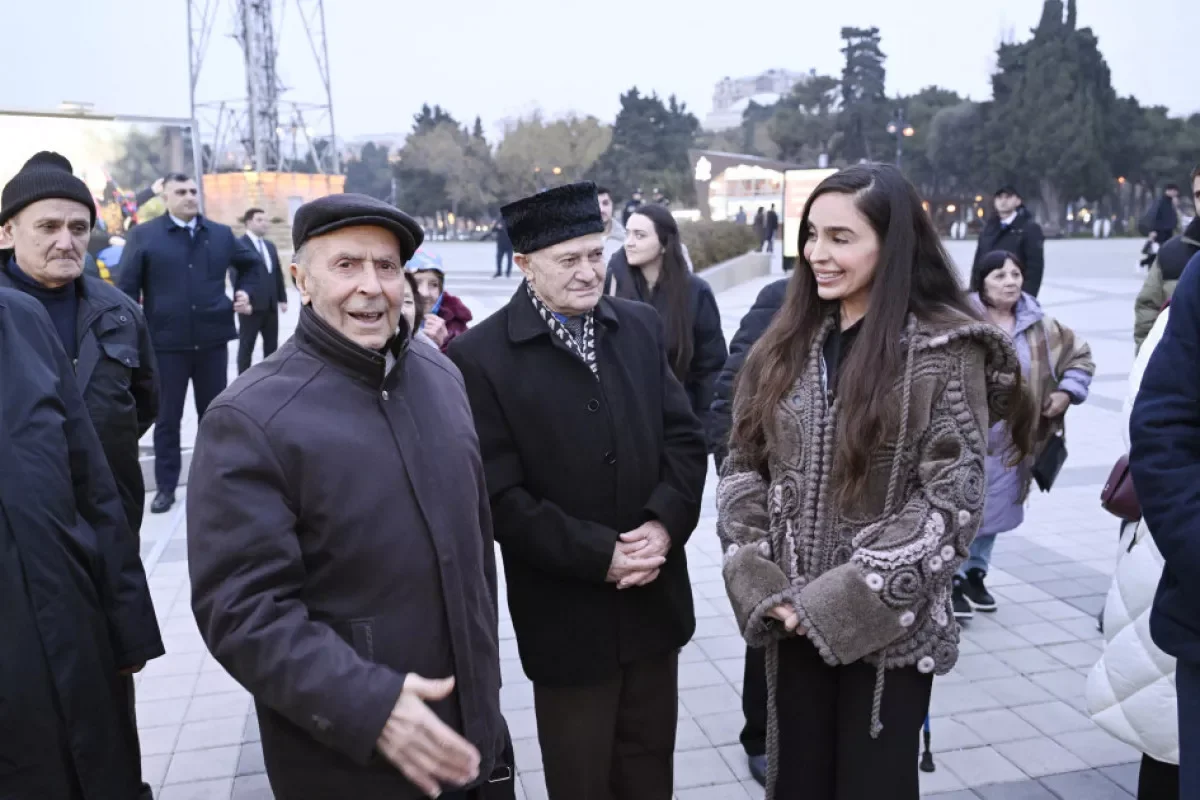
[837,27,889,162]
[589,88,700,204]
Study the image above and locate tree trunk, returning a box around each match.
[1039,179,1063,237]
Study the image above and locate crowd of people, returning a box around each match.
[2,144,1200,800]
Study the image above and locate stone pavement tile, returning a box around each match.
[938,746,1026,786]
[506,707,538,741]
[679,660,729,689]
[1064,594,1106,617]
[1047,561,1105,580]
[1003,564,1064,584]
[693,596,725,619]
[142,753,171,789]
[675,747,738,789]
[676,783,752,799]
[694,580,729,600]
[695,615,740,639]
[1025,600,1090,623]
[1030,579,1096,600]
[143,651,207,679]
[1028,670,1087,712]
[991,584,1056,604]
[919,763,968,794]
[970,677,1055,707]
[989,604,1046,627]
[1042,641,1103,669]
[962,627,1034,652]
[677,716,713,751]
[139,724,182,756]
[165,745,240,784]
[974,779,1056,798]
[695,711,745,747]
[1054,616,1106,642]
[682,684,743,716]
[242,715,260,743]
[994,648,1072,675]
[713,657,745,683]
[930,716,986,749]
[1055,729,1142,768]
[194,670,244,697]
[954,709,1041,745]
[501,681,535,712]
[696,636,749,661]
[185,691,252,723]
[741,779,765,799]
[498,638,520,660]
[952,653,1018,681]
[235,742,265,776]
[138,697,192,729]
[161,629,210,655]
[1007,622,1079,647]
[500,658,527,685]
[930,683,1004,716]
[513,736,542,773]
[230,774,273,800]
[716,744,753,782]
[176,717,249,752]
[985,569,1022,587]
[1039,769,1134,799]
[993,737,1088,778]
[520,770,548,800]
[1011,701,1095,737]
[1099,763,1140,794]
[1077,575,1119,594]
[138,673,202,703]
[925,792,981,800]
[157,778,235,800]
[680,641,709,664]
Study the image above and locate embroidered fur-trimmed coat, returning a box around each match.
[718,313,1021,781]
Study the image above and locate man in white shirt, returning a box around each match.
[237,207,289,374]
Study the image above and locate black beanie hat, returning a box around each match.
[0,151,96,228]
[502,182,605,254]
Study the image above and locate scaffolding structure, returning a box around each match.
[187,0,340,174]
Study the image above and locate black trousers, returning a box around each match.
[154,346,228,492]
[741,645,767,757]
[1137,753,1178,799]
[533,651,677,800]
[1178,659,1200,799]
[237,309,279,374]
[495,247,513,277]
[774,636,932,799]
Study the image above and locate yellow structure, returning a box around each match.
[201,171,346,259]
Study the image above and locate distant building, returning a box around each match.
[703,69,812,132]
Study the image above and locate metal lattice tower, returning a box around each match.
[187,0,340,174]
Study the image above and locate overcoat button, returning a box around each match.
[586,399,600,412]
[604,451,616,465]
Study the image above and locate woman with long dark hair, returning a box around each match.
[718,163,1038,799]
[608,203,727,437]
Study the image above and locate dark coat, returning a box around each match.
[0,288,163,800]
[188,308,505,800]
[606,253,728,442]
[117,214,260,351]
[1131,251,1200,663]
[448,287,708,687]
[238,234,288,311]
[973,206,1046,297]
[0,265,159,533]
[708,278,788,467]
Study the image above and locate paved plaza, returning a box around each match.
[132,238,1155,799]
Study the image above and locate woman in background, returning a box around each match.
[408,250,473,352]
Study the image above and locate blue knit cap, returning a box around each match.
[407,249,444,276]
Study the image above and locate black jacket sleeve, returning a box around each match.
[272,242,288,301]
[686,283,727,447]
[116,225,146,302]
[22,298,163,669]
[708,279,788,466]
[1021,221,1047,297]
[131,303,159,437]
[228,233,261,296]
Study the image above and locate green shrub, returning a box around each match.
[680,220,759,271]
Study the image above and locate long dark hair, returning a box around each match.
[732,163,1034,502]
[404,271,424,327]
[970,250,1024,307]
[617,204,694,381]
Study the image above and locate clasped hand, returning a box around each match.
[607,521,670,589]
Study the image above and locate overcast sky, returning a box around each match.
[8,0,1197,143]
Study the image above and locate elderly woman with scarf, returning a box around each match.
[954,250,1095,618]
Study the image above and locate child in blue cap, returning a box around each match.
[408,250,473,352]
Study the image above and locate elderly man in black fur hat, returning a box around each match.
[187,193,510,800]
[449,182,707,799]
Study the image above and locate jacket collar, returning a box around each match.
[506,281,619,344]
[294,305,408,388]
[0,254,118,318]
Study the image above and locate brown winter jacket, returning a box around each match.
[718,313,1021,783]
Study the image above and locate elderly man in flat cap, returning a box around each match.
[449,182,707,800]
[187,193,510,800]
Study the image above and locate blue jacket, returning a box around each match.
[1130,250,1200,662]
[117,214,259,351]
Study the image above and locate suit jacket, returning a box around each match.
[240,234,288,312]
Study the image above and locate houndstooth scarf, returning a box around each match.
[526,283,598,378]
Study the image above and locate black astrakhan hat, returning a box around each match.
[292,193,424,262]
[0,151,96,228]
[501,181,605,254]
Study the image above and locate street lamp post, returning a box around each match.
[886,109,915,169]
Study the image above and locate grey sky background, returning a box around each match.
[7,0,1197,143]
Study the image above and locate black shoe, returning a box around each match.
[963,568,997,612]
[952,577,974,620]
[748,754,767,787]
[150,490,175,514]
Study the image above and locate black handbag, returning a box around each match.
[473,725,517,800]
[1032,432,1067,492]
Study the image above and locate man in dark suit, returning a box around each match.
[973,185,1046,296]
[118,173,259,514]
[236,207,288,373]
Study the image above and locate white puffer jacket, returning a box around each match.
[1085,310,1178,765]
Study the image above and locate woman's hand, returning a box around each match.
[1043,390,1071,418]
[766,603,804,634]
